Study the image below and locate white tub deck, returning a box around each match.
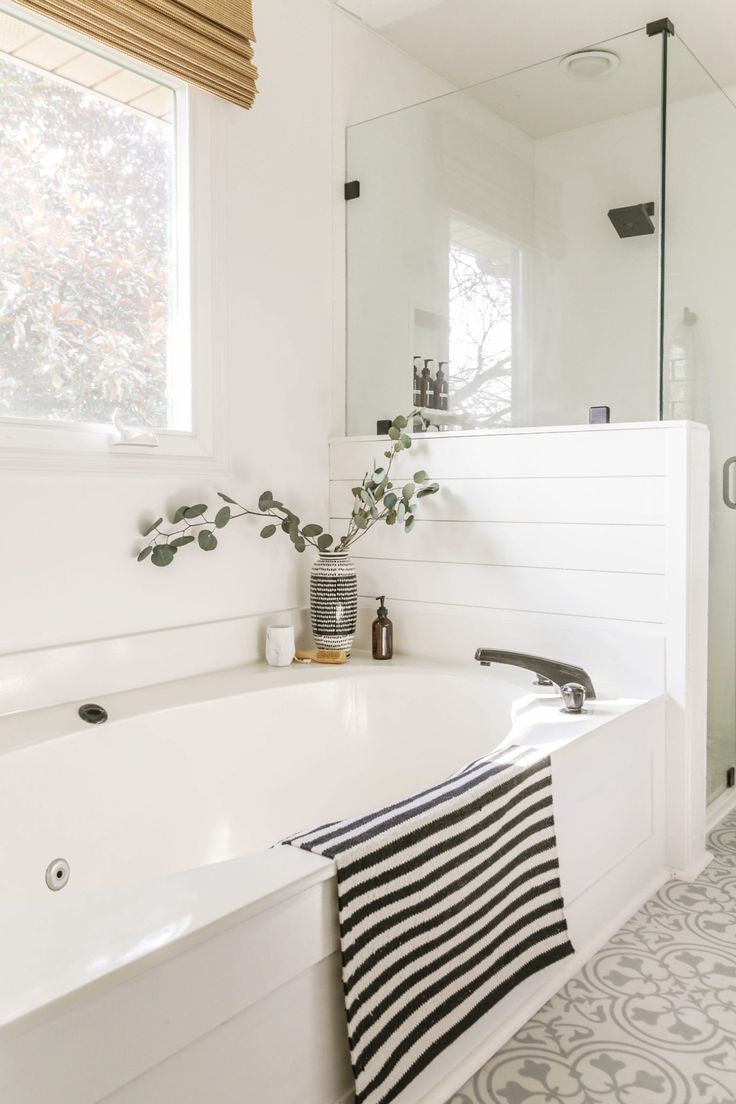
[0,656,666,1104]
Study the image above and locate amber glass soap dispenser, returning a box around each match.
[372,596,393,660]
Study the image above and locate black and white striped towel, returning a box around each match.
[283,743,574,1104]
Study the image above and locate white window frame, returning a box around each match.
[0,0,219,474]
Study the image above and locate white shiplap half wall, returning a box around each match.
[329,423,704,703]
[331,420,711,878]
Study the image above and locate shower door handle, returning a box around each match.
[723,457,736,509]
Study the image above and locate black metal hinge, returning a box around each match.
[646,17,675,36]
[344,180,360,201]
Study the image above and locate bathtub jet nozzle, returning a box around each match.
[45,857,70,891]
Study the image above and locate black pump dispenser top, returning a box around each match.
[376,595,387,617]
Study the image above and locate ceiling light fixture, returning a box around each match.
[560,50,620,80]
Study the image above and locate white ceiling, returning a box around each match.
[335,0,736,94]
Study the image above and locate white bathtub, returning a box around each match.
[0,657,666,1104]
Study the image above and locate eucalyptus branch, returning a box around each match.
[136,410,440,566]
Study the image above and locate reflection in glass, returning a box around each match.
[448,220,516,426]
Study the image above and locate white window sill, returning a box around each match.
[0,418,224,475]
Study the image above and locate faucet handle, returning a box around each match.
[561,682,586,714]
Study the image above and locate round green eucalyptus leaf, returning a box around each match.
[198,530,218,551]
[217,492,237,505]
[400,434,412,449]
[388,426,400,440]
[413,470,428,484]
[386,510,396,525]
[142,517,163,537]
[354,514,368,529]
[260,524,277,538]
[417,483,440,497]
[294,536,306,553]
[171,535,195,548]
[402,482,415,500]
[405,515,415,534]
[172,506,188,523]
[258,491,273,511]
[184,504,207,519]
[137,546,152,562]
[397,502,406,522]
[392,415,408,429]
[384,492,398,510]
[317,533,334,550]
[302,523,323,537]
[215,506,231,528]
[151,545,175,567]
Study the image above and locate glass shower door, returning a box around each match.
[345,27,664,436]
[664,34,736,804]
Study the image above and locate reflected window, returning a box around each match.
[448,219,518,427]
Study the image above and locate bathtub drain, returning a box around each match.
[45,858,70,891]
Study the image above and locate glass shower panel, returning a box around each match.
[664,36,736,804]
[346,29,664,435]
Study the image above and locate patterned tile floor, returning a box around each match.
[449,810,736,1104]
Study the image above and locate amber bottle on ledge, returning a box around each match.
[372,596,393,660]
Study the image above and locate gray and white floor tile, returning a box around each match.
[449,810,736,1104]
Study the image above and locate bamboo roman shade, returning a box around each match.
[17,0,257,108]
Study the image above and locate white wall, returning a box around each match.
[531,108,660,425]
[331,9,454,437]
[0,0,329,658]
[344,90,535,434]
[343,94,665,435]
[0,2,448,673]
[329,420,710,874]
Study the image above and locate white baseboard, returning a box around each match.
[669,849,713,882]
[706,787,736,833]
[415,868,669,1104]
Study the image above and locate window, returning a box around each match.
[448,219,519,427]
[0,8,207,463]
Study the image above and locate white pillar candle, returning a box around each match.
[265,625,295,667]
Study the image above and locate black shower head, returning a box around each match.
[607,202,655,238]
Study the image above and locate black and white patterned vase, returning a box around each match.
[310,551,358,652]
